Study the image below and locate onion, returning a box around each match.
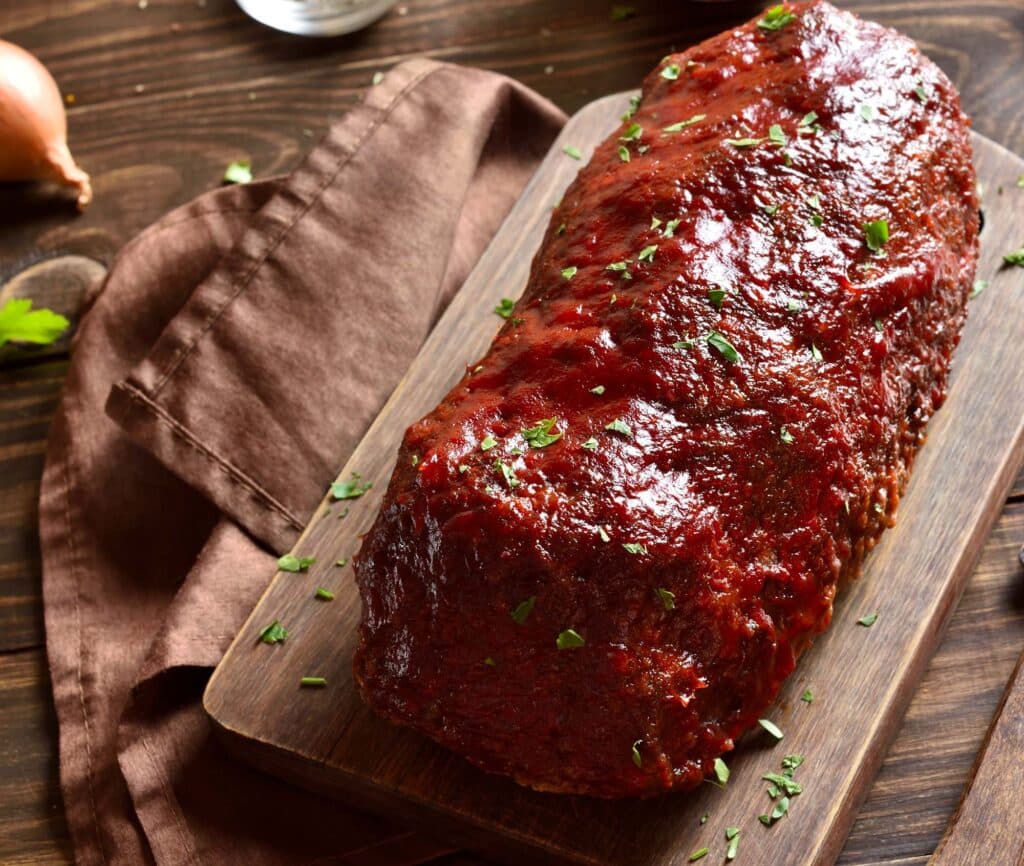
[0,39,91,209]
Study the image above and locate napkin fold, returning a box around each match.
[41,59,564,866]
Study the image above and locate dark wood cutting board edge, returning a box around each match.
[205,93,1024,866]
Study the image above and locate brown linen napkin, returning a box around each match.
[41,58,564,866]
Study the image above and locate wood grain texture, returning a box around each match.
[204,95,1024,866]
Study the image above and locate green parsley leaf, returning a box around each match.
[914,82,929,103]
[480,435,498,452]
[806,193,821,211]
[700,813,709,825]
[556,628,585,650]
[758,4,796,31]
[663,114,706,133]
[590,385,606,395]
[810,213,824,227]
[863,219,890,251]
[314,587,334,601]
[859,104,876,121]
[799,111,818,128]
[763,773,803,797]
[725,137,763,148]
[707,330,740,363]
[610,4,635,20]
[606,261,631,278]
[781,754,804,772]
[561,265,578,280]
[786,298,802,312]
[511,596,537,625]
[655,587,676,610]
[811,343,824,362]
[970,279,989,298]
[620,123,643,142]
[371,70,384,86]
[673,338,695,350]
[260,620,288,644]
[1004,248,1024,267]
[618,145,631,163]
[780,425,795,444]
[874,319,885,332]
[494,459,520,488]
[622,542,647,555]
[689,848,709,862]
[0,299,70,348]
[759,718,784,740]
[661,63,681,81]
[223,160,252,184]
[331,473,372,500]
[582,437,599,451]
[605,418,633,437]
[637,244,657,262]
[458,464,470,474]
[522,418,563,448]
[598,526,611,542]
[858,612,879,627]
[300,676,326,687]
[1017,174,1024,188]
[726,828,740,860]
[632,739,643,768]
[801,688,814,703]
[278,554,314,573]
[662,217,682,237]
[650,216,663,230]
[708,287,727,308]
[563,144,582,160]
[556,222,567,235]
[335,558,347,567]
[494,297,515,319]
[714,757,730,785]
[621,93,641,121]
[768,124,786,146]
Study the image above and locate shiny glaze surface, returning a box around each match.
[354,1,978,797]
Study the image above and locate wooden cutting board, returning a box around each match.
[204,93,1024,866]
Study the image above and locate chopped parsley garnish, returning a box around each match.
[810,213,824,227]
[763,772,803,798]
[768,124,786,147]
[673,338,695,350]
[223,160,252,184]
[484,657,496,666]
[618,145,631,163]
[863,219,890,251]
[556,222,567,235]
[621,93,641,121]
[799,111,818,129]
[655,587,676,610]
[662,217,682,237]
[874,319,885,332]
[0,299,69,348]
[758,4,796,30]
[494,459,520,488]
[260,620,288,644]
[714,757,730,785]
[801,688,814,703]
[620,122,643,142]
[632,739,643,767]
[663,114,705,133]
[1017,174,1024,188]
[556,628,585,650]
[700,813,709,825]
[480,435,498,452]
[581,437,599,451]
[661,63,681,81]
[590,385,606,395]
[563,144,582,160]
[707,331,740,363]
[725,137,763,148]
[786,298,802,312]
[780,425,795,444]
[759,718,784,741]
[811,343,824,362]
[970,279,988,298]
[278,554,314,573]
[806,193,821,211]
[561,265,578,280]
[458,464,470,473]
[708,287,727,308]
[859,104,876,121]
[725,827,740,860]
[650,217,662,230]
[331,473,372,500]
[914,81,929,103]
[762,201,780,217]
[300,676,327,687]
[622,542,647,555]
[606,260,632,277]
[637,244,657,262]
[335,558,347,567]
[688,849,709,862]
[858,612,879,627]
[522,418,563,448]
[598,526,611,542]
[511,596,537,625]
[494,297,515,319]
[1004,248,1024,267]
[610,4,635,20]
[314,587,334,601]
[605,418,633,437]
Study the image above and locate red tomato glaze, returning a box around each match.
[353,0,978,797]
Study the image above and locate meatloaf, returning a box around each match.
[353,0,979,797]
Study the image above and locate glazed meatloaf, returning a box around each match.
[353,0,979,797]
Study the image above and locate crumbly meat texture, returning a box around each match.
[353,0,978,798]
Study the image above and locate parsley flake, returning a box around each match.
[673,338,695,350]
[598,526,611,542]
[970,279,989,298]
[758,4,796,31]
[484,656,496,666]
[786,298,802,312]
[590,385,606,395]
[582,437,599,451]
[662,217,682,237]
[621,94,641,121]
[663,114,705,133]
[759,718,784,740]
[622,542,647,555]
[860,104,877,121]
[315,587,334,601]
[278,554,314,573]
[799,111,818,129]
[511,596,537,624]
[223,160,252,184]
[632,739,643,767]
[605,418,633,437]
[1004,248,1024,267]
[618,145,630,163]
[700,813,709,825]
[707,331,740,363]
[811,343,824,362]
[708,287,727,308]
[335,558,347,567]
[655,587,676,610]
[563,144,582,160]
[458,464,470,474]
[620,123,643,142]
[637,244,657,262]
[914,81,930,103]
[801,688,814,703]
[260,620,288,644]
[480,435,498,452]
[689,848,709,862]
[858,612,879,627]
[780,426,795,444]
[661,63,681,81]
[300,676,326,687]
[522,418,563,448]
[494,459,520,488]
[864,219,890,251]
[725,137,763,148]
[556,628,585,650]
[810,213,824,227]
[561,265,578,280]
[713,757,730,785]
[494,297,515,319]
[726,828,740,860]
[0,299,69,348]
[768,124,786,146]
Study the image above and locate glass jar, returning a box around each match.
[234,0,399,37]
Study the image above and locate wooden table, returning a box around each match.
[1,2,1022,864]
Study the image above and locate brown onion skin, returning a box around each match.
[0,38,91,209]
